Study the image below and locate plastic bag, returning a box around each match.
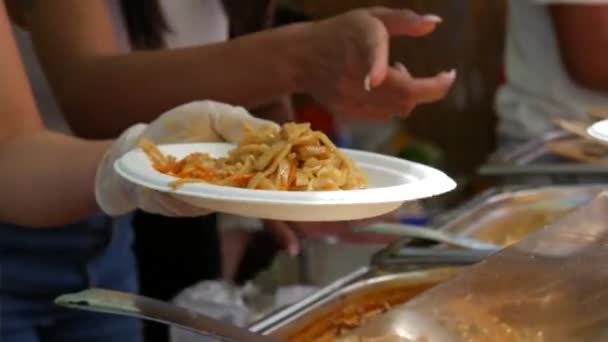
[169,281,254,342]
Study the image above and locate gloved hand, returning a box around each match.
[95,100,279,217]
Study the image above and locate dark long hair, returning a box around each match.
[119,0,169,50]
[119,0,277,50]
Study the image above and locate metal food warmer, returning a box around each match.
[248,184,606,341]
[479,131,608,185]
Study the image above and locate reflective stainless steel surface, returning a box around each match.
[374,248,493,271]
[346,192,608,341]
[56,289,280,342]
[435,184,606,246]
[249,267,370,335]
[369,185,605,269]
[252,267,462,341]
[479,131,608,184]
[357,223,500,251]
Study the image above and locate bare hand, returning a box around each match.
[291,7,456,119]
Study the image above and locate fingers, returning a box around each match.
[392,61,410,76]
[210,102,279,143]
[381,67,456,112]
[353,67,456,119]
[364,25,390,91]
[264,220,300,256]
[145,100,280,144]
[368,7,442,37]
[403,69,456,104]
[361,8,441,90]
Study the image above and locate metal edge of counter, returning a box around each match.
[251,266,465,340]
[370,184,607,263]
[479,131,608,176]
[248,266,371,335]
[433,184,608,237]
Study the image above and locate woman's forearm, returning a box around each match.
[0,1,110,228]
[0,131,110,227]
[41,25,304,139]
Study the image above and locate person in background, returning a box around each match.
[495,0,608,148]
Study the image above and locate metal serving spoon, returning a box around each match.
[356,222,501,251]
[55,288,281,342]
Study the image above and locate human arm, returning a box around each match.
[0,1,108,227]
[0,103,277,228]
[0,133,110,227]
[18,1,454,138]
[1,1,275,226]
[546,2,608,92]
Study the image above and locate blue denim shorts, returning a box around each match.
[0,215,142,342]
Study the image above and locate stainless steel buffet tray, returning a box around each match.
[479,131,608,184]
[434,184,606,246]
[250,185,606,341]
[250,267,461,341]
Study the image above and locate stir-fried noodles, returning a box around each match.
[140,122,368,191]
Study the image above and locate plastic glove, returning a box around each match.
[95,100,279,217]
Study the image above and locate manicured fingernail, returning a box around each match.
[364,75,371,92]
[288,245,299,256]
[422,14,442,23]
[393,62,408,73]
[442,69,457,80]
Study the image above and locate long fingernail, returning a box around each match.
[442,69,457,81]
[422,14,443,23]
[364,75,371,92]
[393,62,408,73]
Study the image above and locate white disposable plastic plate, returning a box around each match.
[115,143,456,221]
[588,119,608,143]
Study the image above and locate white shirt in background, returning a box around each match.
[495,0,608,144]
[159,0,228,48]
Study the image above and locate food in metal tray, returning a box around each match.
[140,122,368,190]
[438,187,604,247]
[335,334,404,341]
[473,208,576,246]
[276,282,441,342]
[547,118,608,164]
